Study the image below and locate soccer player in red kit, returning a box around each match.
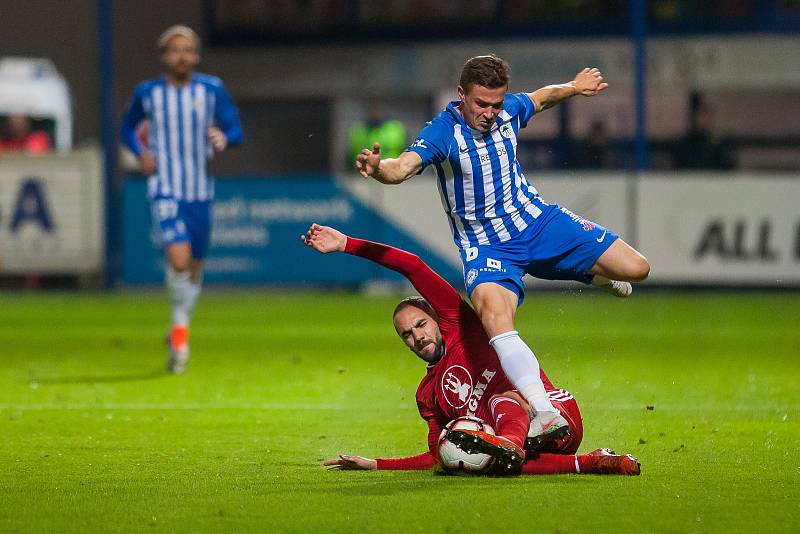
[302,224,639,476]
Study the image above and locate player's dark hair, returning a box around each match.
[459,54,511,92]
[393,296,438,322]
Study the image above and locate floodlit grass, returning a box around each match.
[1,291,798,532]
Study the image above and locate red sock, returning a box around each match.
[521,453,594,475]
[576,453,595,473]
[489,395,530,449]
[170,325,189,350]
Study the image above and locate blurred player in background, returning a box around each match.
[303,224,640,476]
[120,25,243,373]
[355,55,649,443]
[0,114,52,155]
[348,100,406,164]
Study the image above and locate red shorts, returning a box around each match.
[539,389,583,455]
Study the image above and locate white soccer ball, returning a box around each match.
[437,416,495,473]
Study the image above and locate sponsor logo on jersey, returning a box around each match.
[439,366,500,417]
[441,365,473,409]
[410,138,428,149]
[499,122,513,139]
[465,369,497,417]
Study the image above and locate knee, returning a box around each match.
[169,257,191,273]
[491,391,529,411]
[476,306,515,336]
[471,284,518,336]
[629,256,650,282]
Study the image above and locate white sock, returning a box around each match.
[592,275,611,287]
[186,272,202,317]
[166,267,193,327]
[489,331,556,415]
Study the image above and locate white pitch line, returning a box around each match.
[0,402,345,411]
[0,402,795,412]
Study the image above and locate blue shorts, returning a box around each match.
[150,198,212,259]
[460,205,618,305]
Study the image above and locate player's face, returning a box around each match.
[161,35,200,78]
[457,84,507,132]
[393,307,443,364]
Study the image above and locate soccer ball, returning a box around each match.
[437,416,495,473]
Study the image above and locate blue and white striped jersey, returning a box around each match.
[407,92,549,249]
[120,73,243,202]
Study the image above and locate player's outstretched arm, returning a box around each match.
[301,223,347,253]
[356,143,422,185]
[528,67,608,113]
[323,454,377,470]
[301,223,462,322]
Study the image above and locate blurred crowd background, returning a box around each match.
[2,0,799,289]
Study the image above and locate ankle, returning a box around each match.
[170,325,189,350]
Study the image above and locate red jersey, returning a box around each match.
[344,237,561,469]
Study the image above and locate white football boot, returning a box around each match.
[593,277,632,298]
[526,410,570,452]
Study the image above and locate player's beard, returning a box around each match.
[171,63,193,81]
[416,337,444,365]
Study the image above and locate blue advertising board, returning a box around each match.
[122,176,462,286]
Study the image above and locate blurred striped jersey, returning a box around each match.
[120,73,243,202]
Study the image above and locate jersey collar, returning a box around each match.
[160,72,196,88]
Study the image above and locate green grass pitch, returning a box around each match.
[1,290,798,532]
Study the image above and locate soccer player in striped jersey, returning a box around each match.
[355,55,649,445]
[303,224,639,476]
[120,25,243,373]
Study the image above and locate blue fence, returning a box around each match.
[122,176,462,286]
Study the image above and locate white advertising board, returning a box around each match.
[638,174,800,285]
[347,171,799,287]
[0,149,104,273]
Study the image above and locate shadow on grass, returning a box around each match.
[33,369,167,385]
[261,468,603,498]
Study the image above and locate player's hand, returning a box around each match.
[323,454,377,471]
[355,142,382,178]
[208,126,228,151]
[301,223,347,253]
[573,67,608,97]
[139,152,157,174]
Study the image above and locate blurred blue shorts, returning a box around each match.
[150,198,211,260]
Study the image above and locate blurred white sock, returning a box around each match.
[167,267,192,327]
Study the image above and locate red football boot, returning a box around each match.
[446,429,525,474]
[587,448,641,475]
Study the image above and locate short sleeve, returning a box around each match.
[406,119,450,170]
[510,92,536,129]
